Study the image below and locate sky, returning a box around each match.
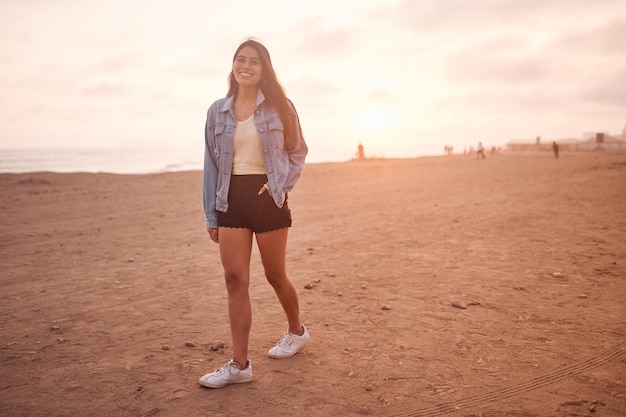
[1,0,625,162]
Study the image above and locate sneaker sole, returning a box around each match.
[198,375,253,389]
[267,337,310,359]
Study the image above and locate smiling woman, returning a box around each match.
[200,38,309,390]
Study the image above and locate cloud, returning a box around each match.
[291,25,360,58]
[432,2,626,129]
[165,63,221,79]
[287,77,352,119]
[550,17,626,55]
[444,37,552,85]
[289,77,343,97]
[91,54,143,73]
[420,0,625,31]
[579,65,626,107]
[80,82,132,97]
[379,0,626,54]
[435,87,565,115]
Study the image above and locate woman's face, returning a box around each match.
[232,46,263,89]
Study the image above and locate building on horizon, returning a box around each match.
[507,128,626,153]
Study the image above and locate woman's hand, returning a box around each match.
[257,183,269,195]
[207,227,219,243]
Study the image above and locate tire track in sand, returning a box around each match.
[385,341,625,417]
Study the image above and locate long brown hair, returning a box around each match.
[227,39,302,151]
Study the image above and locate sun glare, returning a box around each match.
[353,104,391,133]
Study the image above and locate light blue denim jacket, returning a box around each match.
[203,90,308,228]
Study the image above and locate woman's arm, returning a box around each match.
[284,100,308,192]
[202,117,219,229]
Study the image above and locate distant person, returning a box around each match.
[476,142,485,159]
[357,142,365,161]
[552,141,559,159]
[200,39,309,389]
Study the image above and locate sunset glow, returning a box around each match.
[1,0,625,163]
[353,104,393,133]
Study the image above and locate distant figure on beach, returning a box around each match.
[201,39,309,389]
[552,141,559,159]
[357,142,365,161]
[444,145,453,155]
[476,142,485,159]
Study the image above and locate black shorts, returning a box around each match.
[218,175,292,233]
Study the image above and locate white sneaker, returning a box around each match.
[198,359,252,388]
[268,325,310,358]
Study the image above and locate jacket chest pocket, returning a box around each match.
[268,119,284,150]
[212,124,225,158]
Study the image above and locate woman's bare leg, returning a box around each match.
[256,228,303,335]
[218,227,253,368]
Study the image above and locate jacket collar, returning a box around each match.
[220,89,266,112]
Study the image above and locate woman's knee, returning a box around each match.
[223,270,248,291]
[265,270,289,288]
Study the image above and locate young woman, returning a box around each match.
[199,39,309,388]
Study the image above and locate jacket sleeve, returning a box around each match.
[284,100,308,193]
[202,113,219,228]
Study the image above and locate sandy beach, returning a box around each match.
[1,151,625,417]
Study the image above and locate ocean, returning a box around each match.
[0,146,451,174]
[0,148,204,174]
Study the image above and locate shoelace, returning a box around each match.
[216,360,240,375]
[278,331,295,347]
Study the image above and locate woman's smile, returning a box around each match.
[233,46,262,86]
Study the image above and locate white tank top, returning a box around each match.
[232,114,266,175]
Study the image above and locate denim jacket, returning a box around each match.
[203,90,308,228]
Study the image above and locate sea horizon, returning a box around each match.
[0,146,449,175]
[0,147,205,175]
